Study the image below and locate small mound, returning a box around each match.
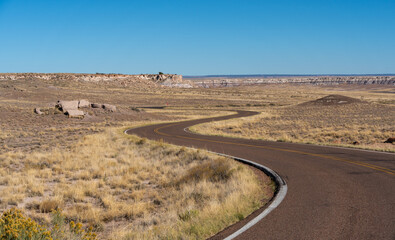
[300,95,363,106]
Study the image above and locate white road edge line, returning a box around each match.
[210,152,287,240]
[124,128,288,240]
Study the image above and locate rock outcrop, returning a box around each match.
[0,73,192,88]
[78,99,90,108]
[91,103,102,108]
[53,99,117,118]
[66,110,84,118]
[136,74,192,88]
[34,108,44,115]
[3,73,392,88]
[50,99,117,118]
[56,100,79,113]
[102,104,116,112]
[190,75,395,88]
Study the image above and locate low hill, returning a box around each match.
[299,94,363,106]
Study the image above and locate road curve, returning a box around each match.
[126,110,395,240]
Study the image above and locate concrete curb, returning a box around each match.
[207,151,287,240]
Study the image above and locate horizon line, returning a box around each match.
[1,72,395,77]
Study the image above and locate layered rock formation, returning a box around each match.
[0,73,192,88]
[191,76,395,87]
[2,73,393,88]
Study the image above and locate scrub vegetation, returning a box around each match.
[0,208,97,240]
[1,76,393,238]
[190,95,395,152]
[0,126,270,239]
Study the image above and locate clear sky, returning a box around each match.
[0,0,394,75]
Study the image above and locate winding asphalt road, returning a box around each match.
[126,111,395,240]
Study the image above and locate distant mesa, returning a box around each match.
[1,73,394,88]
[300,95,363,106]
[188,75,395,88]
[0,73,193,88]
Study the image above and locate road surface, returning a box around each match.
[126,110,395,240]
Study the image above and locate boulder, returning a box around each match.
[34,108,43,115]
[66,110,84,118]
[91,103,103,108]
[57,100,79,113]
[103,104,116,112]
[78,99,90,108]
[384,138,395,144]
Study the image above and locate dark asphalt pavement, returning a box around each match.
[126,111,395,240]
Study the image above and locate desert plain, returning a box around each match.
[0,73,394,239]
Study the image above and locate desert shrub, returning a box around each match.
[136,138,146,145]
[178,209,199,221]
[40,199,62,213]
[0,208,51,240]
[0,208,97,240]
[51,209,97,240]
[177,158,234,185]
[130,106,141,112]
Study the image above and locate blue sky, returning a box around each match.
[0,0,394,75]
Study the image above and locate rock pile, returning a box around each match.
[56,100,89,118]
[90,103,116,112]
[35,99,117,118]
[57,100,79,112]
[102,104,116,112]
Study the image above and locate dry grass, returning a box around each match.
[2,78,393,154]
[1,76,393,238]
[0,125,269,239]
[191,100,395,152]
[143,108,234,120]
[0,77,240,154]
[1,78,278,239]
